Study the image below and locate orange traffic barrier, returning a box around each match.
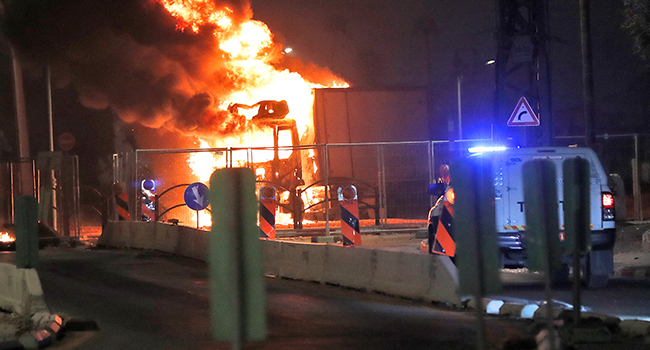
[432,201,455,256]
[113,182,131,221]
[141,192,155,222]
[338,185,361,246]
[259,186,276,239]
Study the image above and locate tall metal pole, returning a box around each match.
[11,45,34,197]
[324,144,330,237]
[47,65,54,152]
[538,0,554,146]
[11,46,30,161]
[579,0,595,146]
[457,75,463,140]
[47,64,59,231]
[493,0,508,144]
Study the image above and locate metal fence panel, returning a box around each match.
[380,143,431,225]
[114,135,650,233]
[325,144,382,229]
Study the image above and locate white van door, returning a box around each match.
[503,151,589,232]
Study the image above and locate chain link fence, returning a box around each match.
[555,134,650,221]
[0,155,81,238]
[111,135,650,234]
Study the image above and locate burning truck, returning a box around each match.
[4,0,428,229]
[144,85,430,229]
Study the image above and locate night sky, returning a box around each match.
[1,0,649,190]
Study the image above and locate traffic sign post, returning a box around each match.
[15,196,39,269]
[522,160,562,271]
[507,96,540,127]
[563,158,591,325]
[523,160,561,350]
[209,169,266,348]
[453,156,500,350]
[184,182,210,228]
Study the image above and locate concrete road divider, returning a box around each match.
[322,245,374,290]
[99,221,462,307]
[98,220,132,248]
[129,222,155,250]
[278,242,326,282]
[371,250,459,305]
[100,222,208,261]
[0,263,48,316]
[176,225,208,261]
[152,221,181,253]
[0,264,67,350]
[262,239,282,277]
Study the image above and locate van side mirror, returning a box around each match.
[428,183,446,197]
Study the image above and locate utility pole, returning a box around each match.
[579,0,595,146]
[494,0,553,146]
[11,45,34,197]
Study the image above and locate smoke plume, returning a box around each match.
[2,0,341,138]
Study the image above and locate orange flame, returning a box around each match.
[159,0,347,145]
[0,232,15,243]
[159,0,348,227]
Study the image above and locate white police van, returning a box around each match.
[428,146,616,288]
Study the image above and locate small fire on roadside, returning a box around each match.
[0,232,15,244]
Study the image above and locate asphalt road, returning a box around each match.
[0,248,530,350]
[498,270,650,320]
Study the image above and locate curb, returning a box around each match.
[614,266,650,278]
[468,297,650,339]
[0,313,63,350]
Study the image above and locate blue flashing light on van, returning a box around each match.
[467,146,507,154]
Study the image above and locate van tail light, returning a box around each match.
[602,192,615,221]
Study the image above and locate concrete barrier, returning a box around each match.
[371,250,460,305]
[130,222,155,250]
[278,241,326,282]
[0,263,48,316]
[97,221,128,247]
[152,222,181,253]
[99,221,462,307]
[322,245,374,290]
[262,239,282,276]
[176,226,208,261]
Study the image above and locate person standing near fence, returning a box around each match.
[428,165,451,254]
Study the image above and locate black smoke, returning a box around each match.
[2,0,260,136]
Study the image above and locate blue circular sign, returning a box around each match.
[184,182,210,211]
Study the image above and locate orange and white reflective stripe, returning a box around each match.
[432,201,455,257]
[116,193,131,221]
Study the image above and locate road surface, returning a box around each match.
[1,248,529,350]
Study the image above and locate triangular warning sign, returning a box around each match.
[507,96,540,126]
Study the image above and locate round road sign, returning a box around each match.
[184,182,210,211]
[58,133,76,151]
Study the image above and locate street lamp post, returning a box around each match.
[454,52,495,142]
[456,75,463,141]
